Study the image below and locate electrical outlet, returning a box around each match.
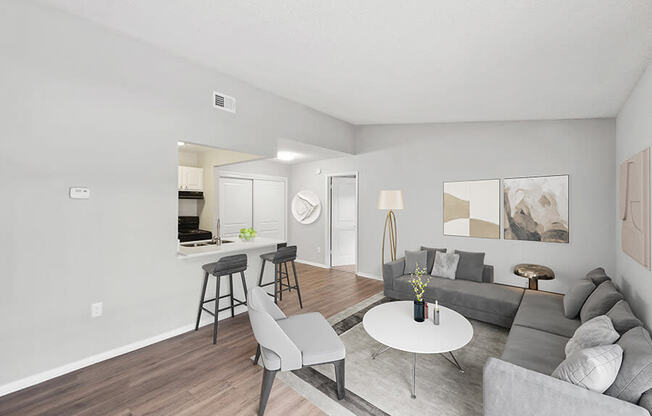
[91,302,103,318]
[316,246,321,253]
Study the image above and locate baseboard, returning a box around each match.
[0,312,238,398]
[355,271,382,281]
[295,258,330,269]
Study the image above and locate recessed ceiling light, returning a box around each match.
[177,141,185,146]
[277,151,296,161]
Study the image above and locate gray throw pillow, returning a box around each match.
[432,251,460,279]
[454,250,485,282]
[420,246,446,275]
[639,389,652,414]
[580,281,624,323]
[607,300,644,334]
[585,267,611,286]
[552,344,623,393]
[563,279,596,319]
[605,326,652,404]
[565,315,619,357]
[404,250,427,275]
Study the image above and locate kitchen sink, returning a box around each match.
[181,240,234,247]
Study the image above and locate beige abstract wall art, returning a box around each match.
[504,175,569,243]
[620,147,650,270]
[443,179,500,239]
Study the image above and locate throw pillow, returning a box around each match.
[579,281,624,323]
[639,389,652,414]
[420,246,446,275]
[454,250,485,283]
[404,250,427,275]
[605,326,652,404]
[565,315,620,357]
[563,279,596,319]
[552,344,623,393]
[432,251,460,279]
[607,300,644,334]
[585,267,611,286]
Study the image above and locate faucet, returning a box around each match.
[213,218,222,245]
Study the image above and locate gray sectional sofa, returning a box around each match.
[383,251,652,416]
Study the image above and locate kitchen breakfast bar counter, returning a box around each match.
[177,237,286,326]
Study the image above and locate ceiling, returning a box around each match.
[37,0,652,125]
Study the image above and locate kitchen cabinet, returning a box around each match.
[178,166,204,191]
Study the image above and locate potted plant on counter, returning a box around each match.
[410,265,430,322]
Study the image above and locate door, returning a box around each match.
[253,179,286,240]
[184,167,204,191]
[219,177,253,238]
[331,177,357,267]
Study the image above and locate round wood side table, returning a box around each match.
[513,263,555,290]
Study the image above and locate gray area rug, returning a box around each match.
[265,293,509,416]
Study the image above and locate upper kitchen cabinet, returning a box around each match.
[178,166,204,191]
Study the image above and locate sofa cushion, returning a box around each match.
[513,290,581,338]
[563,279,596,319]
[605,326,652,404]
[404,250,427,275]
[420,246,446,275]
[432,251,459,279]
[429,277,524,318]
[565,315,619,357]
[454,250,485,282]
[639,389,652,414]
[580,281,624,323]
[552,344,623,393]
[607,300,644,334]
[585,267,611,286]
[501,325,569,375]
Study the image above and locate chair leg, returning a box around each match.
[334,359,345,400]
[291,261,303,309]
[229,274,235,318]
[195,272,209,331]
[213,275,221,345]
[240,271,248,303]
[274,263,279,303]
[258,259,266,286]
[258,368,277,416]
[283,262,291,292]
[254,344,261,366]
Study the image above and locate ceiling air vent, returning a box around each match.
[213,91,236,113]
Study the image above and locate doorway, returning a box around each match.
[327,173,358,274]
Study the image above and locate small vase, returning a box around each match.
[413,300,425,322]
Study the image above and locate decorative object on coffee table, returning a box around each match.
[378,190,405,265]
[443,179,500,239]
[513,263,555,290]
[504,174,569,243]
[409,265,429,322]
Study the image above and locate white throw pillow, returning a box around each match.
[565,315,619,357]
[431,251,460,279]
[552,344,623,393]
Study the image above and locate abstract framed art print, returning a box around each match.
[443,179,500,239]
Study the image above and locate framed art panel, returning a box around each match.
[443,179,500,239]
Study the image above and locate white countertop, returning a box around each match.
[177,237,285,259]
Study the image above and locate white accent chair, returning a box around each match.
[247,286,346,415]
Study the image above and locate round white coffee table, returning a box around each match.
[362,301,473,398]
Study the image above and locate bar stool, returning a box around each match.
[257,245,303,308]
[195,254,248,344]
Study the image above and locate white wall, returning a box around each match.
[615,63,652,328]
[0,0,353,389]
[288,119,616,294]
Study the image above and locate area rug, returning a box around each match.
[260,293,509,416]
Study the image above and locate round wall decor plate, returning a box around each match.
[292,190,321,224]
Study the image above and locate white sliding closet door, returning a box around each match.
[219,177,253,238]
[253,179,286,240]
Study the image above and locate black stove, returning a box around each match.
[178,216,212,242]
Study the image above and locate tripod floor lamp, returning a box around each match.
[378,190,405,265]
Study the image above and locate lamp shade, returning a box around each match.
[377,190,405,210]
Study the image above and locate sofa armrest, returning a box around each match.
[482,265,494,283]
[382,257,405,293]
[483,358,648,416]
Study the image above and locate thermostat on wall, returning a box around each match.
[69,187,90,199]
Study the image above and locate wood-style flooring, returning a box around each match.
[331,264,356,274]
[0,264,383,416]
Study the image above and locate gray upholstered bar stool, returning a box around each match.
[195,254,248,344]
[257,245,302,308]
